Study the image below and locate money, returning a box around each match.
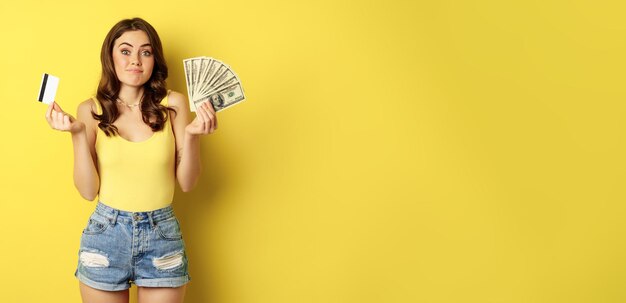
[183,57,246,112]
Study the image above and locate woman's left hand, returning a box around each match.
[185,100,218,136]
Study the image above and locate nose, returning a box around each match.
[131,53,142,66]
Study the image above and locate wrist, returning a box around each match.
[184,128,200,139]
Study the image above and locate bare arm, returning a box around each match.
[72,100,100,200]
[46,100,100,200]
[177,130,202,192]
[168,91,217,192]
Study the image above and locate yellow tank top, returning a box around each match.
[93,91,176,212]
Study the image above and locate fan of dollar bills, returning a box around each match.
[183,57,246,112]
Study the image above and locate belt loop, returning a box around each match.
[110,209,119,225]
[148,211,156,228]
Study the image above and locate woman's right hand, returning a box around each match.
[45,101,85,134]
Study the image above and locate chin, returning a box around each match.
[121,78,148,87]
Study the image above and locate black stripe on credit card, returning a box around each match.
[38,73,48,102]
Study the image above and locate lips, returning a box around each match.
[127,69,143,73]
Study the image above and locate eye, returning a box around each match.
[142,50,152,56]
[121,49,130,55]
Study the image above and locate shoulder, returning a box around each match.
[166,91,188,109]
[76,98,99,137]
[166,91,190,140]
[165,91,189,119]
[77,98,98,118]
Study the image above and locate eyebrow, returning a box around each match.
[118,42,152,48]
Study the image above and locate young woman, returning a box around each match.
[44,17,216,303]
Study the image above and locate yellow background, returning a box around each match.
[1,0,625,302]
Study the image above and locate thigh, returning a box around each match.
[137,285,186,303]
[79,281,129,303]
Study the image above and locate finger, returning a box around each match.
[209,101,217,130]
[195,107,207,134]
[51,111,58,129]
[199,104,211,133]
[54,111,63,129]
[202,103,215,133]
[195,107,206,123]
[202,103,215,132]
[45,103,54,120]
[53,102,62,112]
[198,102,209,121]
[63,114,71,127]
[204,101,216,115]
[205,102,216,131]
[57,112,65,129]
[213,108,218,130]
[206,102,217,131]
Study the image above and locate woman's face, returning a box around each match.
[112,30,154,88]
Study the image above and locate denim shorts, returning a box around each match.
[74,201,190,291]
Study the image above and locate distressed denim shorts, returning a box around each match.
[74,201,191,291]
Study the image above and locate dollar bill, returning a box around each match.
[183,56,245,112]
[194,57,211,97]
[199,68,234,96]
[198,59,220,95]
[183,59,195,109]
[195,82,245,112]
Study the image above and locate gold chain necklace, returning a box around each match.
[116,98,141,109]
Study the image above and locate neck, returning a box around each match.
[118,85,144,105]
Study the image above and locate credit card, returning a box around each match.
[38,73,59,104]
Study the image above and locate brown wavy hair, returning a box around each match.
[92,17,176,137]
